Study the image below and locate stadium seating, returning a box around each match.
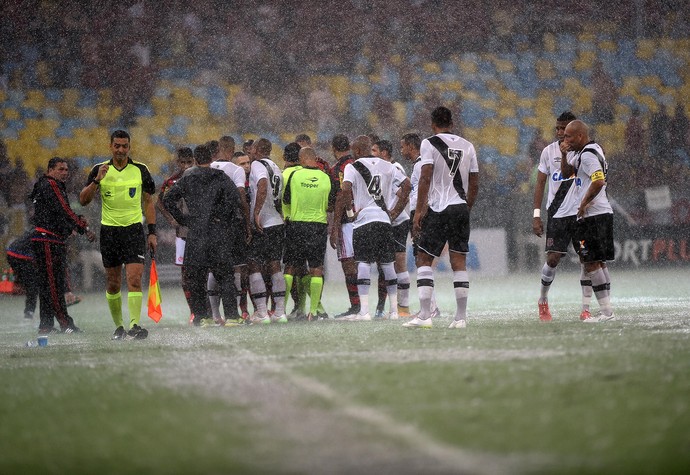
[0,33,688,178]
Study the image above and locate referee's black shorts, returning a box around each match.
[100,223,146,268]
[283,221,328,268]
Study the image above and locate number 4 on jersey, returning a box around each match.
[367,175,382,200]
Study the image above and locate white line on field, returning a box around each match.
[257,353,547,475]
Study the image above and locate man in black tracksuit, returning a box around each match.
[162,144,244,325]
[30,157,95,334]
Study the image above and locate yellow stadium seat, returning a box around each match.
[24,90,46,110]
[598,40,617,52]
[462,127,480,145]
[459,59,478,74]
[577,32,596,43]
[393,101,406,126]
[574,51,596,71]
[493,58,515,74]
[636,39,656,60]
[535,59,556,80]
[543,33,557,53]
[3,108,20,121]
[422,62,441,74]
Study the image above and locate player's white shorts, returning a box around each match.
[175,237,185,266]
[337,222,355,261]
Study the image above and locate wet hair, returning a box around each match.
[110,129,130,143]
[295,134,311,145]
[557,111,577,122]
[194,144,212,165]
[331,134,350,152]
[219,136,236,151]
[284,142,301,163]
[177,147,193,159]
[374,139,393,156]
[206,140,219,157]
[233,151,248,159]
[254,138,272,156]
[243,139,254,150]
[401,133,421,150]
[47,156,67,170]
[431,106,453,128]
[367,133,380,144]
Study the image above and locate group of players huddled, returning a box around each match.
[155,106,480,329]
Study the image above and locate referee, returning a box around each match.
[282,147,331,321]
[79,130,157,340]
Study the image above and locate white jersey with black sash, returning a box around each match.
[568,142,613,218]
[342,156,406,229]
[419,133,478,212]
[538,141,579,219]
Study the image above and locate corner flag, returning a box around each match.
[147,257,162,322]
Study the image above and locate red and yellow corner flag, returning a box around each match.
[147,258,163,322]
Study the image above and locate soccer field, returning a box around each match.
[1,267,688,474]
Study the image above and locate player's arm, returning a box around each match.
[143,191,157,254]
[532,171,548,237]
[330,184,351,249]
[466,171,479,211]
[79,163,109,205]
[254,177,268,233]
[559,141,575,179]
[389,178,411,222]
[162,183,185,225]
[412,163,432,238]
[577,166,606,219]
[237,187,252,243]
[156,191,179,228]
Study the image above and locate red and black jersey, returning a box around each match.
[329,154,354,209]
[29,175,87,243]
[160,169,184,195]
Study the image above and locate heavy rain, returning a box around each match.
[1,1,689,474]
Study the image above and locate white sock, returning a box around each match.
[382,263,398,312]
[357,262,371,315]
[397,271,410,308]
[249,272,268,316]
[207,272,221,319]
[588,268,613,317]
[580,265,592,311]
[453,270,469,321]
[234,270,242,306]
[539,263,557,303]
[416,266,434,319]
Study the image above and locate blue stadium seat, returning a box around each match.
[77,89,98,108]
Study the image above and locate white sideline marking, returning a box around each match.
[259,355,544,475]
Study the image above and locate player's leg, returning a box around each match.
[207,271,223,323]
[580,215,615,321]
[446,204,471,328]
[375,264,386,318]
[579,264,593,320]
[405,209,444,327]
[336,222,360,317]
[124,262,144,330]
[393,221,411,316]
[449,251,469,327]
[214,264,239,322]
[355,261,372,318]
